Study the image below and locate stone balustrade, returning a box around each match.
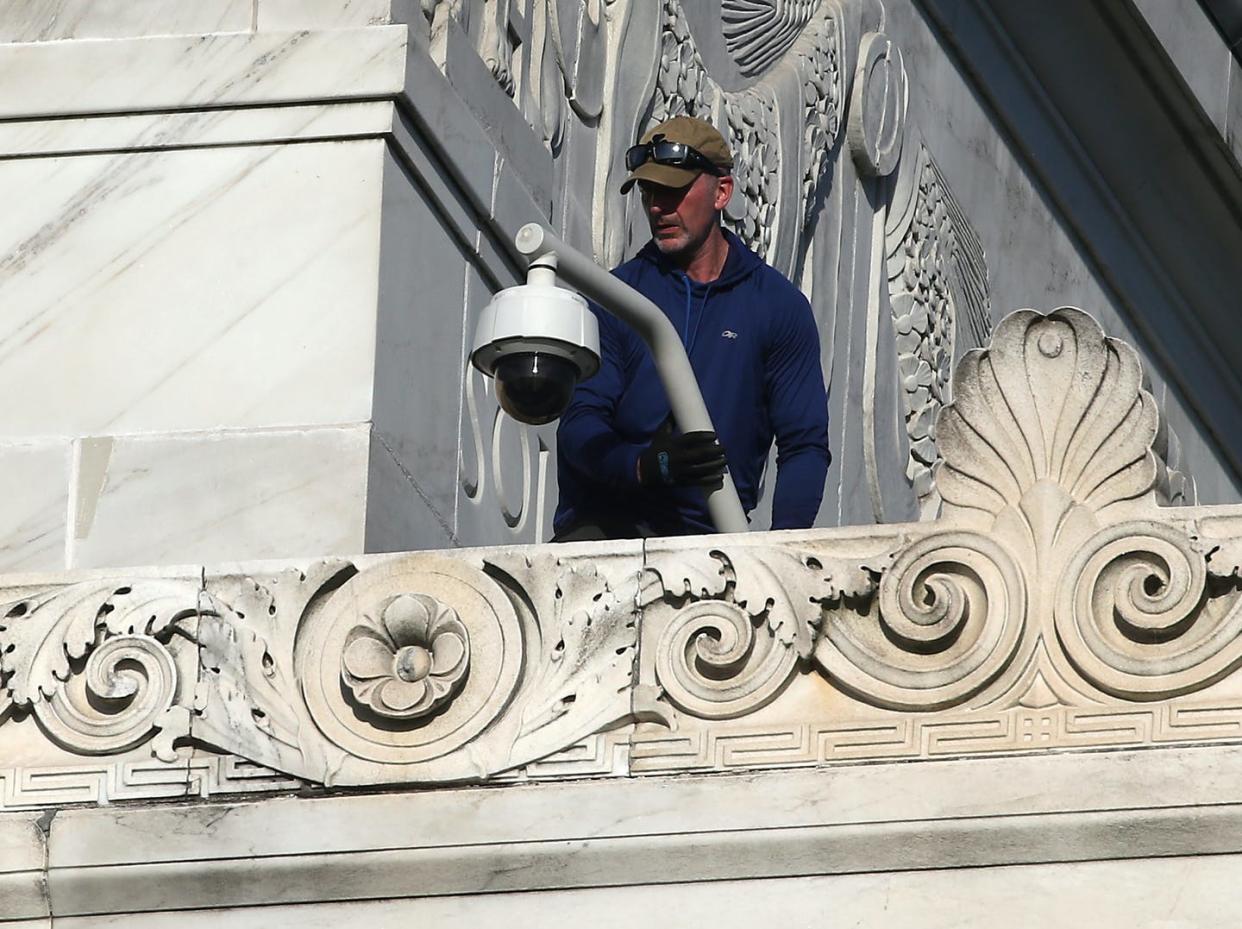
[3,306,1240,798]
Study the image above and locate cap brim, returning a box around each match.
[619,162,701,194]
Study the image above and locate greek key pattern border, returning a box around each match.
[5,704,1242,809]
[0,754,303,811]
[0,731,634,811]
[629,701,1242,773]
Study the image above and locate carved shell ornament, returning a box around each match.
[341,594,469,720]
[936,308,1159,546]
[722,0,821,77]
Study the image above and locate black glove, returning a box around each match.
[637,431,727,489]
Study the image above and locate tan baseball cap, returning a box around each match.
[620,115,734,194]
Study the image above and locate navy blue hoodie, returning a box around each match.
[554,229,830,536]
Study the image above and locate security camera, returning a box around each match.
[470,262,600,425]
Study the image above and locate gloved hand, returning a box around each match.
[637,430,727,489]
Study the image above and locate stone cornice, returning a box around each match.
[0,27,409,122]
[9,745,1242,921]
[4,308,1242,803]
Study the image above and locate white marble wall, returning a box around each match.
[69,427,372,568]
[0,0,251,42]
[43,859,1236,929]
[1,141,383,435]
[0,0,394,42]
[0,441,69,572]
[0,134,388,569]
[0,13,405,570]
[0,0,572,568]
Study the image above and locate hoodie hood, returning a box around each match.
[633,227,764,290]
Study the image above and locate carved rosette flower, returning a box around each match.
[341,594,469,720]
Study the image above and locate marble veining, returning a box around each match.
[257,0,393,32]
[0,140,384,434]
[0,26,407,121]
[0,101,394,160]
[0,0,251,43]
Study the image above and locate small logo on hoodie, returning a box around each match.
[721,329,739,340]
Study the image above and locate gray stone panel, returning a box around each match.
[428,11,554,214]
[365,427,456,553]
[368,146,472,549]
[1131,0,1233,133]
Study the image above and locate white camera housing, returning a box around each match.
[470,272,600,425]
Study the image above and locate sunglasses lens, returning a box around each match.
[624,139,722,178]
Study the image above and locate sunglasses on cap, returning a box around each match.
[624,135,728,176]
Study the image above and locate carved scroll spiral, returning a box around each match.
[0,582,200,756]
[821,532,1025,710]
[35,634,178,755]
[655,600,796,719]
[1056,521,1242,699]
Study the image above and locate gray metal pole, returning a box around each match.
[515,223,749,535]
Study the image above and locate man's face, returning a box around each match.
[639,172,734,260]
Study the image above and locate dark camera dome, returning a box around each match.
[493,352,580,425]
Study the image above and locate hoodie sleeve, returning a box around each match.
[556,306,646,488]
[765,287,831,529]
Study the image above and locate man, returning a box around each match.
[554,115,830,540]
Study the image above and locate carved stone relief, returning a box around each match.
[0,548,643,788]
[471,0,607,151]
[340,593,470,720]
[722,0,820,77]
[442,0,856,542]
[3,307,1242,806]
[0,581,201,758]
[884,137,992,516]
[645,0,844,272]
[446,0,617,546]
[631,309,1242,773]
[425,0,1014,532]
